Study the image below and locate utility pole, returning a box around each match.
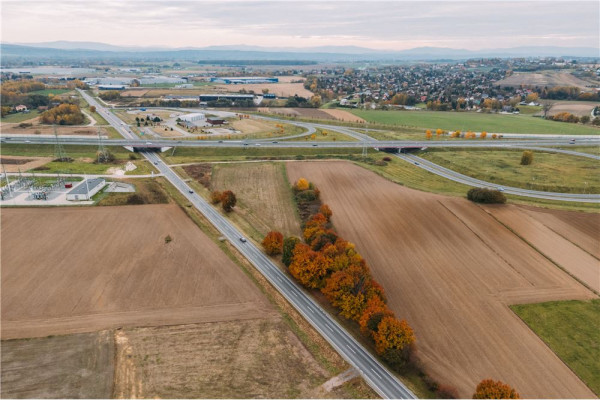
[97,127,109,163]
[54,126,68,162]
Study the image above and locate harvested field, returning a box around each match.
[1,331,114,398]
[231,118,279,134]
[120,89,150,97]
[549,101,599,117]
[211,162,301,237]
[0,123,107,136]
[287,161,597,399]
[495,71,595,90]
[258,107,331,120]
[322,109,366,123]
[485,204,600,293]
[0,155,53,172]
[114,319,333,399]
[1,205,274,339]
[216,82,313,98]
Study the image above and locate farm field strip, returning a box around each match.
[1,204,274,339]
[286,161,597,399]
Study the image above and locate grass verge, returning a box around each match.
[511,299,600,396]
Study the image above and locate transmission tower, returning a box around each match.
[54,126,68,162]
[97,128,109,163]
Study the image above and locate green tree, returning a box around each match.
[282,236,301,267]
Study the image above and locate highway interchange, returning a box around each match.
[79,89,419,399]
[3,90,599,397]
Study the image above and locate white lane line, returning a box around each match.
[370,368,382,379]
[346,344,356,354]
[326,324,335,332]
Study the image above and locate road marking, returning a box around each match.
[326,324,335,332]
[370,368,382,379]
[346,344,356,354]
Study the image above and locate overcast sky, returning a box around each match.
[2,1,599,50]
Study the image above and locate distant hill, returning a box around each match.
[1,41,598,63]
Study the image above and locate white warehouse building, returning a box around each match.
[66,178,106,201]
[178,113,205,123]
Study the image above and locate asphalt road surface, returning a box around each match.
[78,88,419,399]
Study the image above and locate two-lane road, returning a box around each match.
[79,89,418,399]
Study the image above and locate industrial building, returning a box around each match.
[199,94,255,102]
[66,178,106,201]
[178,113,205,123]
[210,77,278,84]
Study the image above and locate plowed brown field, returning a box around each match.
[287,161,597,399]
[485,205,600,293]
[1,205,273,339]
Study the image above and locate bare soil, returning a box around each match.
[0,156,53,172]
[1,331,114,398]
[211,162,301,237]
[286,160,597,399]
[1,205,274,339]
[322,109,366,123]
[231,118,277,134]
[548,101,598,117]
[485,204,600,293]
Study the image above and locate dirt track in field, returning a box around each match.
[0,155,53,172]
[287,161,597,399]
[1,205,274,339]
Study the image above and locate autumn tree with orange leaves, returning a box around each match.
[262,231,284,256]
[373,316,416,368]
[319,204,332,221]
[472,379,520,399]
[289,243,332,289]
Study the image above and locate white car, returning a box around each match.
[497,187,505,192]
[239,237,247,243]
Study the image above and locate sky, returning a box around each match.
[1,0,599,50]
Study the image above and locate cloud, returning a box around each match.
[2,1,598,50]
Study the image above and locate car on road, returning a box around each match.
[255,143,261,146]
[218,140,223,143]
[414,162,419,165]
[243,143,249,146]
[312,144,318,147]
[154,161,158,165]
[272,141,278,143]
[497,187,505,192]
[569,139,576,144]
[239,237,247,243]
[25,140,31,143]
[146,141,152,145]
[188,189,194,194]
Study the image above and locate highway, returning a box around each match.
[396,153,600,202]
[78,89,418,399]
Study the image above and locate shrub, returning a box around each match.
[467,188,507,204]
[164,235,172,244]
[296,189,318,202]
[520,151,533,165]
[221,190,236,212]
[210,190,222,204]
[18,122,33,128]
[472,379,520,399]
[282,236,301,267]
[580,115,590,124]
[126,194,145,204]
[382,156,392,162]
[262,231,284,255]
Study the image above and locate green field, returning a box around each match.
[350,109,600,135]
[29,88,73,96]
[0,144,154,175]
[511,300,600,396]
[0,110,41,123]
[419,148,600,193]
